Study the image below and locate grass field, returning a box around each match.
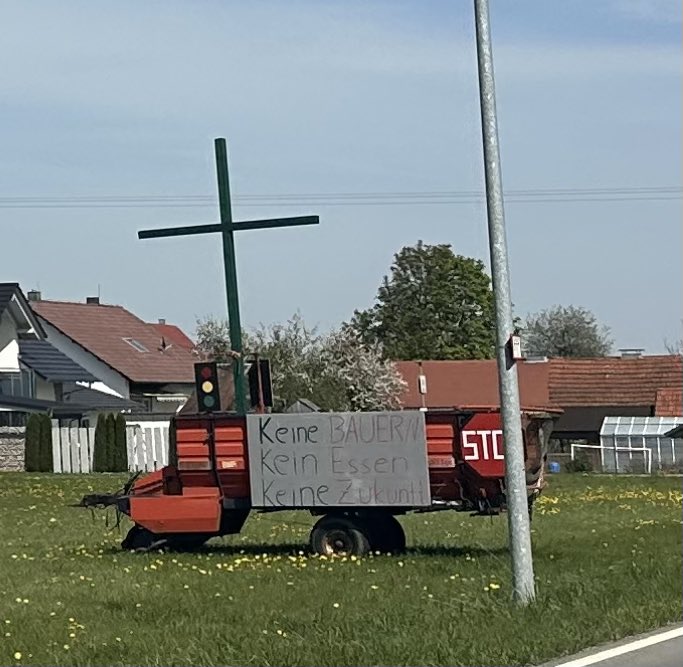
[0,473,681,666]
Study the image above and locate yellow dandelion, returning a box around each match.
[370,584,379,590]
[13,651,21,660]
[490,583,501,590]
[332,602,340,608]
[63,644,70,650]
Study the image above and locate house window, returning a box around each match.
[0,371,35,398]
[122,338,149,353]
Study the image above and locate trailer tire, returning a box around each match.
[122,525,162,552]
[310,516,370,557]
[368,515,406,554]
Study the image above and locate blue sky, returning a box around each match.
[1,1,681,353]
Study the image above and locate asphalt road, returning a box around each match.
[539,625,683,667]
[593,634,683,667]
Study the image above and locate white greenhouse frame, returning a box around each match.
[598,416,683,473]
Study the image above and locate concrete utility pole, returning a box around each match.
[473,0,536,604]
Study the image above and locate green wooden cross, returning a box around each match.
[138,138,319,416]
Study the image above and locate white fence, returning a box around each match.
[51,420,170,473]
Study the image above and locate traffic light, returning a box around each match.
[194,361,221,413]
[248,358,273,410]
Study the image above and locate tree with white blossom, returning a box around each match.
[195,313,406,412]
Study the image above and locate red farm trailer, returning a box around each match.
[79,404,556,556]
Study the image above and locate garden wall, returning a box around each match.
[0,426,25,471]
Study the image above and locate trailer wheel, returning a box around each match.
[367,515,406,554]
[122,525,161,552]
[310,516,370,557]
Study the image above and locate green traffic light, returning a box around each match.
[203,396,215,408]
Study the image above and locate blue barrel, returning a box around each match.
[548,461,561,474]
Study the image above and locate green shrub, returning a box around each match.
[565,450,593,473]
[24,413,41,472]
[38,414,53,472]
[105,414,117,471]
[92,413,110,472]
[113,413,128,472]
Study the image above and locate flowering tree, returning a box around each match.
[320,325,406,411]
[195,313,406,412]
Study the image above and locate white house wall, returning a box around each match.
[39,320,129,398]
[0,314,20,372]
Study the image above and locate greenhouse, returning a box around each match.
[585,416,683,473]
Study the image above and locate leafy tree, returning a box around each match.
[195,313,405,412]
[351,240,496,360]
[523,305,613,357]
[92,413,110,472]
[195,317,238,362]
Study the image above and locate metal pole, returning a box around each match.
[214,138,246,416]
[473,0,535,604]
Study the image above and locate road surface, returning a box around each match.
[539,624,683,667]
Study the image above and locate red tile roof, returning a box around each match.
[655,388,683,416]
[548,355,682,408]
[151,323,195,351]
[31,300,197,384]
[396,359,556,412]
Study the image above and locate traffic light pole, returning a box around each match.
[473,0,536,604]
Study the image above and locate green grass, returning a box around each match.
[0,473,681,666]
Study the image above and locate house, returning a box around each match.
[396,353,682,444]
[654,388,683,417]
[1,283,138,426]
[549,354,682,441]
[396,359,556,413]
[29,292,198,417]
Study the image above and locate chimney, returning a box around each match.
[27,290,42,302]
[86,296,100,305]
[158,318,166,325]
[619,348,644,359]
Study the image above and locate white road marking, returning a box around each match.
[552,626,683,667]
